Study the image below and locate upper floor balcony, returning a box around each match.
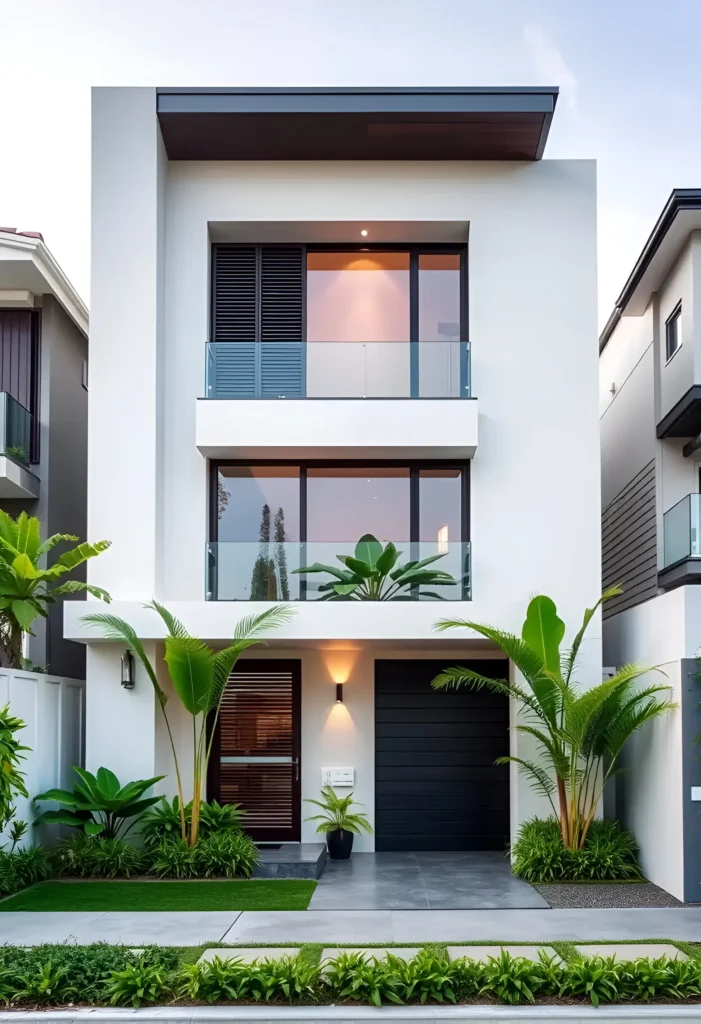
[196,339,478,459]
[0,391,38,499]
[660,492,701,588]
[196,243,478,459]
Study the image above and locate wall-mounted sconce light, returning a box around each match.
[336,683,344,704]
[121,650,135,690]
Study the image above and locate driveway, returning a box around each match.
[309,851,548,910]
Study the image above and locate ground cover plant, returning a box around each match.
[511,817,643,882]
[1,944,701,1007]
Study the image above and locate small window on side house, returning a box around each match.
[666,303,682,362]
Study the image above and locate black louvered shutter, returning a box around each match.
[210,245,305,399]
[260,247,305,398]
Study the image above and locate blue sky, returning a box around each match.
[1,0,699,327]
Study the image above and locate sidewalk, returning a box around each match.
[4,908,701,946]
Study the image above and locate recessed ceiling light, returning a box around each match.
[360,229,368,237]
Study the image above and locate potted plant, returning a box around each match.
[304,785,373,859]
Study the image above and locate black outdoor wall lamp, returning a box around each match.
[336,683,344,703]
[121,650,135,689]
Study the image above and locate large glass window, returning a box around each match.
[212,467,300,601]
[418,253,462,397]
[210,463,468,600]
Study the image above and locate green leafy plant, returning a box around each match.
[479,950,545,1005]
[559,955,624,1006]
[104,960,172,1007]
[511,818,642,882]
[192,830,259,878]
[305,786,373,835]
[0,511,110,669]
[140,797,244,851]
[323,951,402,1006]
[294,533,458,600]
[148,838,196,879]
[246,956,319,1002]
[4,446,28,465]
[433,591,676,849]
[84,602,293,846]
[0,846,52,897]
[12,961,73,1005]
[34,766,163,838]
[388,951,458,1004]
[51,833,143,879]
[0,704,28,846]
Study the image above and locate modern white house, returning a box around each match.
[0,229,89,677]
[64,85,601,855]
[600,189,701,903]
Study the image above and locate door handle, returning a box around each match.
[292,758,299,781]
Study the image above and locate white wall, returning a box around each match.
[602,587,701,901]
[658,241,694,422]
[0,670,84,848]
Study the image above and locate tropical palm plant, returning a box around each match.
[83,602,293,846]
[0,511,110,668]
[431,589,676,850]
[34,766,164,838]
[293,534,458,600]
[304,786,373,835]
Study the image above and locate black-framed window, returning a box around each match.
[209,460,470,600]
[666,302,682,362]
[208,243,468,400]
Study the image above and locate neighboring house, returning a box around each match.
[65,86,600,853]
[0,229,88,677]
[600,189,701,903]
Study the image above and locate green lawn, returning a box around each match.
[0,879,316,912]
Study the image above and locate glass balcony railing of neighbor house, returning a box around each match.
[206,540,471,601]
[663,493,701,567]
[0,393,31,465]
[205,340,471,400]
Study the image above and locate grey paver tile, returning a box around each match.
[575,942,688,960]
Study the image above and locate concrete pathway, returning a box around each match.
[309,852,547,910]
[5,907,701,945]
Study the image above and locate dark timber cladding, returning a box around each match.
[375,660,510,851]
[156,87,558,161]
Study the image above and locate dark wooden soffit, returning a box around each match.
[156,87,558,161]
[657,386,701,439]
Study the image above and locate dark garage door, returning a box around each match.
[375,660,510,851]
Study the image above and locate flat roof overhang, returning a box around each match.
[156,86,558,161]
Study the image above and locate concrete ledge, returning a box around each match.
[0,455,39,499]
[4,1005,701,1022]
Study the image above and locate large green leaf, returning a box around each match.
[52,581,111,603]
[33,787,90,808]
[562,587,623,684]
[55,540,111,572]
[521,596,565,678]
[33,809,95,828]
[95,766,121,799]
[341,556,377,579]
[12,553,37,579]
[355,534,383,565]
[375,542,399,575]
[292,562,352,580]
[163,634,214,715]
[10,599,39,631]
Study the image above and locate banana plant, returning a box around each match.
[293,534,458,600]
[0,510,111,668]
[432,590,676,849]
[83,603,294,846]
[34,766,164,838]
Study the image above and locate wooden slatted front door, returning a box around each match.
[209,660,301,842]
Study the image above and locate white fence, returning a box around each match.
[0,669,85,848]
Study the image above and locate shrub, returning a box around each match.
[52,834,143,879]
[141,798,245,851]
[0,846,52,897]
[559,955,625,1006]
[104,961,172,1007]
[479,950,561,1005]
[34,766,163,839]
[148,838,196,879]
[179,955,317,1004]
[12,961,73,1005]
[148,831,259,879]
[511,817,642,883]
[192,831,259,878]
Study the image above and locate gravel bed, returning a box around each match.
[535,881,684,908]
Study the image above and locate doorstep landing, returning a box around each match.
[253,843,326,880]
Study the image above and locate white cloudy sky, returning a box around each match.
[1,0,699,328]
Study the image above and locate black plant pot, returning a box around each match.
[326,828,354,860]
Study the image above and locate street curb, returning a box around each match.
[3,1008,701,1022]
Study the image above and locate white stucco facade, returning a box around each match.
[72,86,601,851]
